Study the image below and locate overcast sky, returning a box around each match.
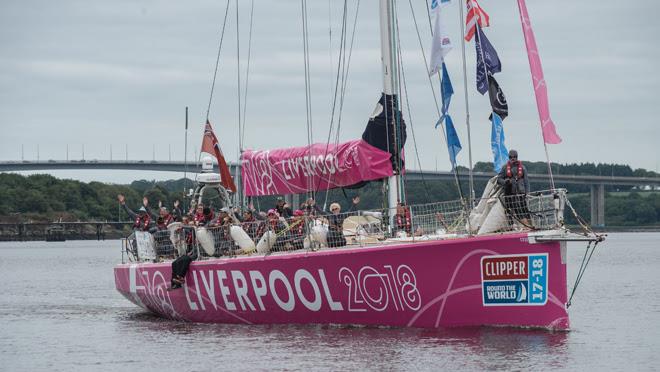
[1,0,658,183]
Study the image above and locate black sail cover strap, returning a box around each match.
[361,93,407,173]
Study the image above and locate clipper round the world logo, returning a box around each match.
[481,254,548,306]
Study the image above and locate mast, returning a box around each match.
[458,0,475,204]
[379,0,400,214]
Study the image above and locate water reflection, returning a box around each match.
[116,309,569,370]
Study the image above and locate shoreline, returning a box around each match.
[1,227,657,243]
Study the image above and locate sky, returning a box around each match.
[1,0,659,183]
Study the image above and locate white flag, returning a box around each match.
[428,0,453,76]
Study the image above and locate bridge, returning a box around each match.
[3,160,660,227]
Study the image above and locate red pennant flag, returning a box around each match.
[201,120,237,192]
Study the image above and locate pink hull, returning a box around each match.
[114,233,569,330]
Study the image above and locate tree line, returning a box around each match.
[0,161,658,227]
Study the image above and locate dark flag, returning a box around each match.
[487,75,508,120]
[475,26,501,95]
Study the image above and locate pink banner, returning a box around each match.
[517,0,562,144]
[241,139,393,196]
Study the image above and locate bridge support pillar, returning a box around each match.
[590,184,605,227]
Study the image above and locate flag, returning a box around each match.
[475,26,501,94]
[464,0,490,42]
[490,112,508,172]
[516,0,561,144]
[445,115,462,169]
[428,0,453,76]
[440,62,453,120]
[487,75,508,120]
[201,120,237,192]
[434,63,461,169]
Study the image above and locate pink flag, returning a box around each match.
[517,0,561,144]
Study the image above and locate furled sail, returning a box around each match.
[241,140,393,196]
[362,93,407,172]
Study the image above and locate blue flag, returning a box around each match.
[490,112,508,172]
[440,62,453,120]
[445,115,462,169]
[475,26,501,95]
[434,62,461,169]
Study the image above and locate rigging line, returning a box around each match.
[240,0,255,149]
[236,0,242,152]
[381,1,392,206]
[457,0,475,205]
[320,1,349,210]
[301,0,314,193]
[413,0,465,202]
[567,240,600,308]
[205,0,232,122]
[328,0,334,103]
[391,0,404,202]
[334,0,360,144]
[321,0,360,209]
[394,12,430,202]
[318,0,348,208]
[305,0,314,150]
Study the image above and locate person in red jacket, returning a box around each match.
[117,194,151,231]
[394,202,412,236]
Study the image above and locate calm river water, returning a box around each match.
[0,233,658,371]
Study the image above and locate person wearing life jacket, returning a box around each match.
[117,194,151,231]
[193,204,215,226]
[287,209,307,250]
[393,202,412,236]
[241,209,266,241]
[155,207,174,231]
[497,149,532,228]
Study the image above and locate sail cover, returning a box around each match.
[241,140,393,196]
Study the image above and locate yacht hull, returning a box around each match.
[114,232,569,330]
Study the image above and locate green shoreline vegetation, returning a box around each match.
[0,161,658,228]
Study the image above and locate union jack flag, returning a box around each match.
[465,0,490,42]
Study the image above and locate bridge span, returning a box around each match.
[3,160,660,227]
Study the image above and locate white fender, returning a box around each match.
[167,222,186,256]
[230,225,256,251]
[309,220,328,247]
[196,227,216,256]
[256,231,276,254]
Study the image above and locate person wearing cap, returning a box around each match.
[274,197,293,218]
[497,149,532,228]
[212,207,232,227]
[325,202,347,247]
[117,194,152,231]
